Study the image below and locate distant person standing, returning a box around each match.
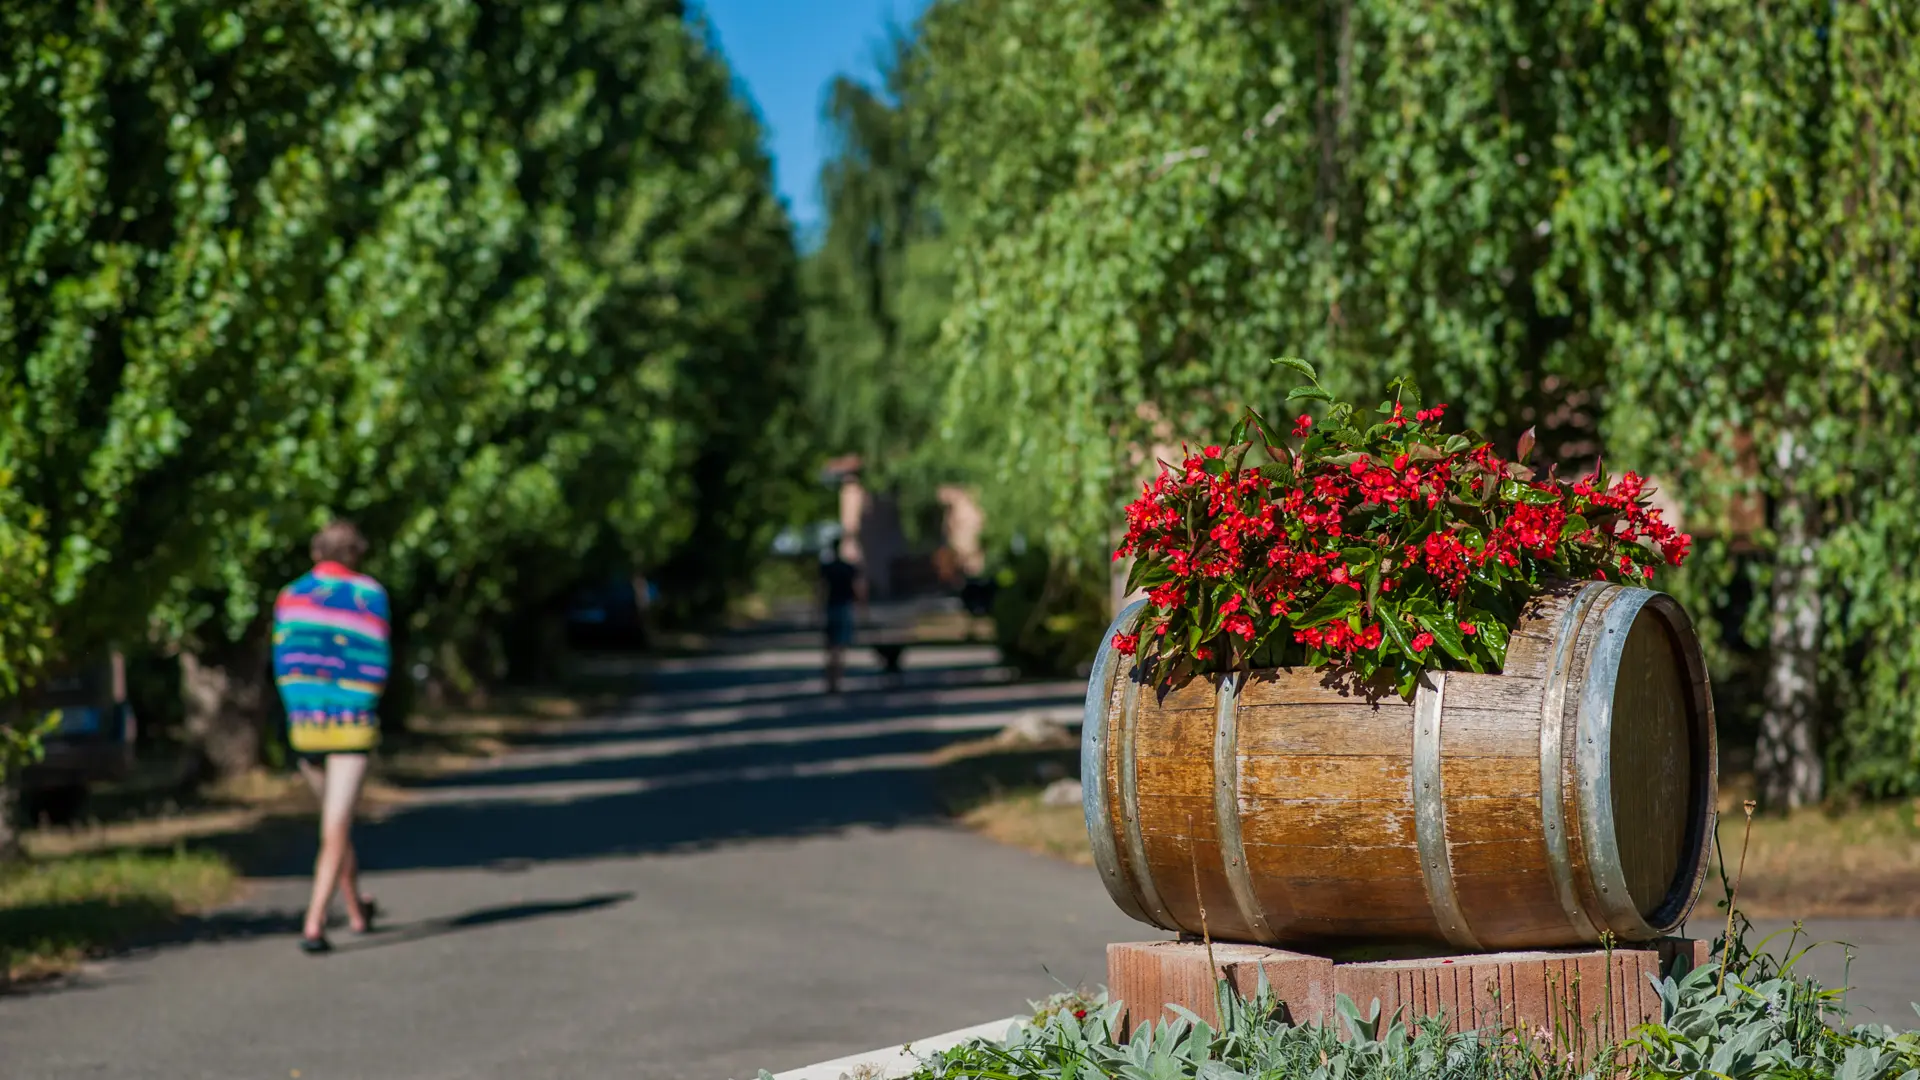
[818,540,865,694]
[273,520,389,954]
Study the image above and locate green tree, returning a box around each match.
[813,0,1920,801]
[1,0,802,784]
[804,31,955,499]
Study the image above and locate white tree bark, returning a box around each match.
[1757,431,1824,809]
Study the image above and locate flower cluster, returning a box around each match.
[1111,366,1691,694]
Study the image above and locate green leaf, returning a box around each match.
[1443,434,1471,454]
[1297,587,1359,628]
[1377,603,1416,656]
[1272,356,1317,381]
[1498,479,1562,506]
[1390,374,1424,413]
[1242,407,1284,452]
[1287,385,1334,404]
[1414,613,1471,664]
[1479,619,1511,668]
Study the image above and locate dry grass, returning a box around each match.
[1715,777,1920,918]
[23,767,417,861]
[962,792,1094,866]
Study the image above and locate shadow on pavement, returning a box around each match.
[5,893,636,996]
[5,626,1074,998]
[328,892,634,954]
[211,642,1081,880]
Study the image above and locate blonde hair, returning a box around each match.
[310,520,369,568]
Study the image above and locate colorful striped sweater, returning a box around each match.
[272,561,390,753]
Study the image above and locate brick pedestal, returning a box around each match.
[1108,938,1709,1045]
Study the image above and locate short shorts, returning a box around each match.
[825,604,857,647]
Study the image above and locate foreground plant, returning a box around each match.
[1113,360,1691,695]
[885,931,1919,1080]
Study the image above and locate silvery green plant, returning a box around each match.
[861,933,1920,1080]
[1632,924,1920,1080]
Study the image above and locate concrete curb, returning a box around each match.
[767,1015,1027,1080]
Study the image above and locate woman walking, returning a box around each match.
[272,520,389,953]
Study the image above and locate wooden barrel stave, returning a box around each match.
[1082,581,1716,950]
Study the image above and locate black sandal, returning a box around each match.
[299,934,332,955]
[352,896,379,934]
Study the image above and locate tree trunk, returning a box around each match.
[1757,432,1824,809]
[181,624,271,783]
[0,774,22,864]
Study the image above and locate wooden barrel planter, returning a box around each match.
[1081,580,1716,951]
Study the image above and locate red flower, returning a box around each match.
[1111,632,1139,655]
[1106,382,1676,689]
[1148,582,1185,609]
[1073,1008,1087,1020]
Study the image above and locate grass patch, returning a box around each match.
[1,847,238,984]
[931,734,1092,865]
[1719,782,1920,918]
[962,791,1092,866]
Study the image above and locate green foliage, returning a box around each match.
[988,545,1109,679]
[807,0,1920,795]
[802,29,966,528]
[0,2,801,740]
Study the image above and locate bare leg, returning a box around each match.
[302,754,368,940]
[299,757,370,925]
[339,842,370,932]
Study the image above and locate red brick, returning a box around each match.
[1107,938,1705,1058]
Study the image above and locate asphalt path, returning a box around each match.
[2,623,1916,1078]
[1,633,1143,1080]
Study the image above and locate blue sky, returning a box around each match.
[697,0,928,234]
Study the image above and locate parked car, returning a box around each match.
[4,651,135,825]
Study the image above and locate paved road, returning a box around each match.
[2,629,1144,1080]
[3,623,1917,1078]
